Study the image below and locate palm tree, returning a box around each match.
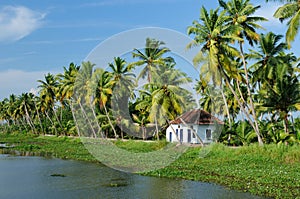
[108,57,136,139]
[256,61,300,134]
[147,65,195,140]
[131,38,174,82]
[133,90,152,139]
[38,73,62,134]
[219,0,267,141]
[7,94,18,126]
[187,6,264,145]
[18,93,37,134]
[249,32,288,88]
[131,38,175,139]
[74,61,100,138]
[266,0,300,48]
[57,63,80,135]
[90,68,117,138]
[57,63,80,104]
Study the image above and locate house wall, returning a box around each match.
[166,123,215,144]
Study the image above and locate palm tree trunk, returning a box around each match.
[70,102,81,137]
[283,112,289,134]
[78,101,97,138]
[239,42,262,145]
[34,101,43,134]
[89,101,103,138]
[45,110,58,135]
[236,80,246,105]
[103,105,118,139]
[24,104,37,134]
[220,82,232,128]
[218,62,263,145]
[52,106,63,130]
[20,118,29,132]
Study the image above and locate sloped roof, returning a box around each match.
[170,109,224,125]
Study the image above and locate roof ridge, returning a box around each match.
[170,108,223,125]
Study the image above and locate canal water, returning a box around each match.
[0,153,265,199]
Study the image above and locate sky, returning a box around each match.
[0,0,295,100]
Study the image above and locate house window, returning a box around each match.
[176,129,178,138]
[206,129,212,140]
[187,129,191,143]
[180,129,183,142]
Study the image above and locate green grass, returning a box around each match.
[1,132,300,198]
[0,132,96,162]
[114,139,168,153]
[145,144,300,199]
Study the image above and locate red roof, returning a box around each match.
[170,109,224,125]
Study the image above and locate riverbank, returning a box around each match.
[1,133,300,198]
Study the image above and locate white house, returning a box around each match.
[166,109,223,144]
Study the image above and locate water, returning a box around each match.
[0,154,265,199]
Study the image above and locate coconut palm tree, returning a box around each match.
[131,38,174,82]
[57,63,80,104]
[18,93,37,134]
[131,38,175,139]
[38,73,62,133]
[249,32,287,87]
[108,57,136,139]
[74,61,100,138]
[187,6,264,145]
[146,65,195,140]
[90,68,117,138]
[266,0,300,48]
[219,0,267,140]
[256,62,300,134]
[57,63,80,135]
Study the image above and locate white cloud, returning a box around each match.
[0,6,46,42]
[0,70,59,100]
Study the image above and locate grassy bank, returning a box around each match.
[1,133,300,198]
[146,144,300,199]
[0,133,96,162]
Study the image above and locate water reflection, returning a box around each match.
[0,152,266,199]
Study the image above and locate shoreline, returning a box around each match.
[1,133,299,198]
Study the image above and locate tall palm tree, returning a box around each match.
[131,38,174,82]
[109,57,136,90]
[57,63,80,104]
[256,64,300,133]
[249,32,287,87]
[147,65,195,140]
[18,93,37,134]
[38,73,61,134]
[219,0,267,140]
[90,68,117,138]
[266,0,300,48]
[74,61,100,138]
[7,94,18,126]
[108,57,136,139]
[187,6,264,145]
[131,38,175,139]
[57,63,80,135]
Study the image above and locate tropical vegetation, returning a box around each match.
[0,0,300,147]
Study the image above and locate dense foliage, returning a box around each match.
[0,0,300,146]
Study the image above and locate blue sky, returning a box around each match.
[0,0,295,100]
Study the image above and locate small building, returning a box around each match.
[166,109,223,144]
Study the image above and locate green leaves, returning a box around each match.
[270,0,300,48]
